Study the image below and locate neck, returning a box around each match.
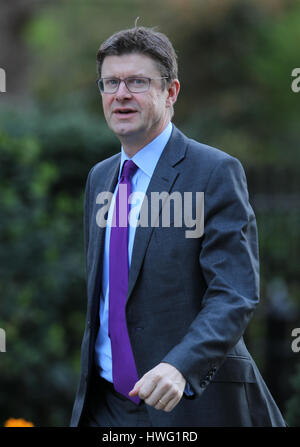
[120,119,170,158]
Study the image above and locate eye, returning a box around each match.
[104,78,118,86]
[136,78,147,85]
[128,78,147,86]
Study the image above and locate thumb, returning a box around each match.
[128,381,141,396]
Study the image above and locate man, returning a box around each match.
[70,26,286,427]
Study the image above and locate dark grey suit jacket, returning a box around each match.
[70,125,286,426]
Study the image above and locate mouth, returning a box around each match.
[113,108,138,118]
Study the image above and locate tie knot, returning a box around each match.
[121,160,138,181]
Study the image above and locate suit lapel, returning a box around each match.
[88,156,120,316]
[127,125,188,302]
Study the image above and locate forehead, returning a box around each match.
[101,53,161,77]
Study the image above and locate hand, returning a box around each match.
[128,362,186,412]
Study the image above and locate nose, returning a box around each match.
[115,80,132,100]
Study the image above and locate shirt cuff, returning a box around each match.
[184,381,195,396]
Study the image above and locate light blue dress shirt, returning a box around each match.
[94,121,194,396]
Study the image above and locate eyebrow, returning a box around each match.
[101,73,148,78]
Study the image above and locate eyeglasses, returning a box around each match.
[97,76,168,94]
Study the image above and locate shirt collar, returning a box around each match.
[119,122,173,179]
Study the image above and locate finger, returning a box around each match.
[146,381,180,408]
[147,388,174,409]
[129,371,156,398]
[161,395,180,412]
[154,386,183,412]
[137,379,159,401]
[153,395,173,411]
[128,388,139,396]
[128,380,142,396]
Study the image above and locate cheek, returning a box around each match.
[102,98,111,117]
[143,97,160,117]
[152,92,166,110]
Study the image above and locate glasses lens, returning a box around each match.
[126,77,149,93]
[98,79,104,92]
[99,77,150,93]
[99,78,119,93]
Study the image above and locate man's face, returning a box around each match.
[100,53,177,147]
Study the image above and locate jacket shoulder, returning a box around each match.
[85,152,120,190]
[89,152,120,176]
[174,127,243,178]
[187,135,236,167]
[173,126,237,164]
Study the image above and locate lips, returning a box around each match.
[113,107,138,117]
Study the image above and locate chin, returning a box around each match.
[113,125,140,138]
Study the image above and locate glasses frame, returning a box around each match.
[96,76,169,94]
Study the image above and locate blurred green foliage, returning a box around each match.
[1,0,300,426]
[0,106,119,426]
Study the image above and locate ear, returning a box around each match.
[165,79,180,108]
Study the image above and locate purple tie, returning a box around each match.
[108,160,140,405]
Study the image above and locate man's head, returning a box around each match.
[97,26,178,88]
[96,26,180,155]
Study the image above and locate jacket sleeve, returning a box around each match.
[83,167,94,269]
[161,155,260,398]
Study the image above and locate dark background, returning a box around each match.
[1,0,300,426]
